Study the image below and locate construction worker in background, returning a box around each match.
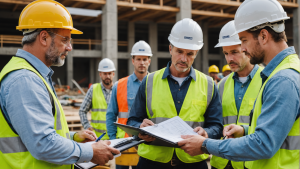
[222,65,232,77]
[79,58,115,139]
[178,0,300,169]
[0,0,119,168]
[106,40,152,169]
[209,65,221,83]
[127,18,223,169]
[210,20,263,169]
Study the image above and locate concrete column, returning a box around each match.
[90,58,95,84]
[293,8,300,57]
[202,22,209,74]
[176,0,192,21]
[67,52,73,88]
[193,21,202,71]
[128,22,135,75]
[102,0,118,81]
[149,22,158,72]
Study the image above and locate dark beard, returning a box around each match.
[248,41,265,65]
[103,79,112,86]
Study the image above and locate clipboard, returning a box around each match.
[114,122,180,148]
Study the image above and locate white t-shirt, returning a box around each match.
[239,76,248,84]
[171,75,187,86]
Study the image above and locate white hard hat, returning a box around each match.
[131,40,153,56]
[168,18,203,50]
[232,0,289,36]
[215,20,241,48]
[98,58,116,72]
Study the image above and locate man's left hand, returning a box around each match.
[178,135,206,156]
[194,127,208,138]
[74,130,97,143]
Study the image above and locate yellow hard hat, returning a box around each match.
[16,0,82,34]
[208,65,219,73]
[222,65,231,72]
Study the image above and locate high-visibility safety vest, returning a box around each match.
[210,66,263,169]
[91,83,109,139]
[246,54,300,169]
[138,68,214,163]
[0,57,72,169]
[116,77,130,139]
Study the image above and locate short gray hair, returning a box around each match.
[22,29,58,46]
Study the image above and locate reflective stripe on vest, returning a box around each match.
[91,83,109,139]
[246,54,300,169]
[139,68,212,163]
[0,57,72,169]
[116,77,129,138]
[223,115,250,125]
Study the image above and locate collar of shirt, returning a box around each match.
[162,61,196,81]
[260,47,296,82]
[232,64,259,84]
[100,82,112,92]
[15,49,54,80]
[129,72,140,82]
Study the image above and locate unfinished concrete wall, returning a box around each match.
[128,21,135,75]
[102,0,118,81]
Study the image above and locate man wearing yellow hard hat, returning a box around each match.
[208,65,221,83]
[0,0,119,168]
[222,65,232,77]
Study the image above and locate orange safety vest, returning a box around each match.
[116,77,129,138]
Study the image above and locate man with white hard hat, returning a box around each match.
[210,20,263,169]
[106,40,152,169]
[178,0,300,169]
[127,18,223,168]
[79,58,115,139]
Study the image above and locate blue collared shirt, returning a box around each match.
[127,62,223,139]
[0,49,93,164]
[106,73,142,139]
[205,47,300,161]
[233,64,259,111]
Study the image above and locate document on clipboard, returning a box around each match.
[114,116,199,148]
[75,137,145,169]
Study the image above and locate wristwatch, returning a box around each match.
[201,139,210,154]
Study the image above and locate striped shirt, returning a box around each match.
[79,83,112,129]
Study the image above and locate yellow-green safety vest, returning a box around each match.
[0,57,72,169]
[246,54,300,169]
[210,67,263,169]
[138,68,214,163]
[91,83,109,139]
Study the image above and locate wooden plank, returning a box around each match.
[279,1,299,8]
[191,10,235,18]
[193,15,210,21]
[155,12,176,22]
[191,0,241,7]
[117,1,179,12]
[130,10,161,22]
[118,9,146,20]
[72,0,106,5]
[0,0,29,5]
[12,4,18,12]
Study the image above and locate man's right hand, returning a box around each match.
[139,119,156,142]
[87,127,94,131]
[91,140,120,165]
[223,124,244,138]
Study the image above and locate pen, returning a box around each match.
[96,132,106,142]
[222,135,227,140]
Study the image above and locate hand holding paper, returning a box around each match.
[91,140,120,165]
[178,135,206,156]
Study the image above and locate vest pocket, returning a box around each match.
[190,100,206,120]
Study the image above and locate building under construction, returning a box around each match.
[0,0,299,88]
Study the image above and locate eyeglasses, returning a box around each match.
[47,31,72,45]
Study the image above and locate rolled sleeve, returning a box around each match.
[106,82,119,139]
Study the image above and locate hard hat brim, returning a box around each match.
[171,41,203,50]
[130,53,153,56]
[98,68,116,72]
[16,26,83,34]
[215,41,241,48]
